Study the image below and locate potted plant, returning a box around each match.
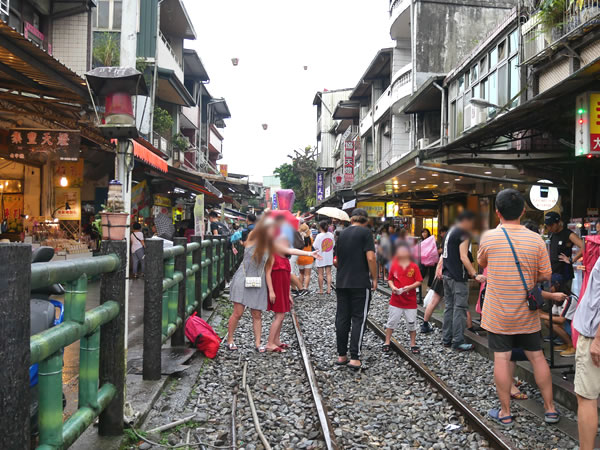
[100,180,129,240]
[537,0,567,39]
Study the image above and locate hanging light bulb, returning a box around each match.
[60,176,68,187]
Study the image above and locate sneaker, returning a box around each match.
[453,343,474,351]
[553,344,569,351]
[421,322,434,334]
[559,347,575,357]
[544,336,564,345]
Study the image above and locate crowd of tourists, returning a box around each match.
[129,189,599,448]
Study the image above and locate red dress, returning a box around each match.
[268,254,291,313]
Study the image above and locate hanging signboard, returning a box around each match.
[529,179,559,211]
[575,92,600,157]
[344,141,355,182]
[54,188,81,220]
[316,172,324,201]
[6,129,80,163]
[357,201,385,218]
[219,164,228,177]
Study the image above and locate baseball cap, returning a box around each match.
[351,208,368,219]
[544,212,561,225]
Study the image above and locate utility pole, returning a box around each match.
[117,0,139,348]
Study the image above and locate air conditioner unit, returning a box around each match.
[417,138,429,149]
[470,105,487,127]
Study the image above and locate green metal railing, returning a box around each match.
[0,241,127,449]
[0,237,243,448]
[142,235,242,380]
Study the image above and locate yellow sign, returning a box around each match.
[54,187,81,220]
[219,164,228,177]
[153,194,171,207]
[590,93,600,134]
[357,201,385,218]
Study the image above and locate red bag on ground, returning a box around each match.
[184,313,221,359]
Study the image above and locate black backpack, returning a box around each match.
[213,221,230,236]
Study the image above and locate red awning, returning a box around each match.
[132,139,168,173]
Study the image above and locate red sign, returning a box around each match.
[344,141,355,183]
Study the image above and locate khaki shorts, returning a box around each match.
[386,305,417,332]
[575,336,600,400]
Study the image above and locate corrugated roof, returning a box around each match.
[0,20,88,101]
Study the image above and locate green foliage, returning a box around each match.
[135,57,152,91]
[92,32,120,67]
[274,146,317,212]
[172,133,189,152]
[153,106,174,136]
[537,0,568,30]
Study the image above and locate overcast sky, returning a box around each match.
[184,1,394,181]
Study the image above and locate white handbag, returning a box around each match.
[242,257,264,288]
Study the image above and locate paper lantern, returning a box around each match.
[276,189,295,211]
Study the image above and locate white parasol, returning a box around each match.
[316,207,350,222]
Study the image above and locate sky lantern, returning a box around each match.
[262,124,268,130]
[231,58,239,66]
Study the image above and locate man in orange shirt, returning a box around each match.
[478,189,558,427]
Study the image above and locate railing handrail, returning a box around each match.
[158,30,183,71]
[31,254,120,290]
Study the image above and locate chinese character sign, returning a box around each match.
[7,129,81,163]
[590,93,600,154]
[54,188,81,221]
[344,141,355,182]
[316,172,324,202]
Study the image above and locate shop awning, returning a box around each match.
[425,55,600,161]
[157,68,195,106]
[132,138,168,172]
[0,20,88,101]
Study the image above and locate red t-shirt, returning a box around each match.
[388,260,422,309]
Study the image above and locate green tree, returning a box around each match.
[274,146,317,212]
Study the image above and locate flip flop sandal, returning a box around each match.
[382,344,391,352]
[278,343,290,349]
[334,359,349,366]
[255,346,266,353]
[488,409,514,428]
[411,346,421,354]
[267,346,286,353]
[347,363,365,371]
[544,411,560,424]
[226,343,238,351]
[510,392,528,400]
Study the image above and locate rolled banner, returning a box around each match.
[276,189,295,211]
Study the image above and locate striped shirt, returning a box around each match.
[478,224,551,335]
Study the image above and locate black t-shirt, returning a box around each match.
[550,227,575,280]
[210,221,229,236]
[442,226,472,282]
[336,225,376,289]
[241,223,255,242]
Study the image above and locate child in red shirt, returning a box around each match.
[384,243,423,354]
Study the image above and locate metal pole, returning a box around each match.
[0,244,31,448]
[205,236,214,311]
[143,239,164,380]
[192,236,203,317]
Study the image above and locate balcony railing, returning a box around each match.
[158,31,184,81]
[522,1,600,63]
[153,131,172,159]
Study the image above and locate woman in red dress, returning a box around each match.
[266,242,293,352]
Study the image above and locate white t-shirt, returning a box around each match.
[313,232,335,267]
[131,231,144,253]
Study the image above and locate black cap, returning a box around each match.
[351,208,368,219]
[544,212,561,225]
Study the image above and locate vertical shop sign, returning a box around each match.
[194,194,205,236]
[590,93,600,154]
[272,192,278,209]
[316,172,324,201]
[219,164,228,177]
[344,141,355,182]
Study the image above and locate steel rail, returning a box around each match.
[366,316,516,450]
[291,308,339,450]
